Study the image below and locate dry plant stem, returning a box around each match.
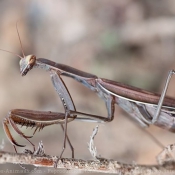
[88,125,99,159]
[0,151,175,174]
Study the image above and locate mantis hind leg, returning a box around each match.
[96,82,115,122]
[152,70,175,123]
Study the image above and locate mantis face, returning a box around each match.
[19,55,36,76]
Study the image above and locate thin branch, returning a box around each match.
[1,127,175,174]
[1,151,175,174]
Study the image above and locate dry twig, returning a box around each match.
[1,151,175,174]
[1,127,175,174]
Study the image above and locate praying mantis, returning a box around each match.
[1,24,175,165]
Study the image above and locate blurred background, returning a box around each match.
[0,0,175,174]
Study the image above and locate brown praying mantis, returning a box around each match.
[1,24,175,164]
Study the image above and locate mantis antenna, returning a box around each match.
[0,49,23,59]
[0,21,25,60]
[16,21,25,58]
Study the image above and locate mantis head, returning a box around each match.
[0,49,36,76]
[19,55,36,76]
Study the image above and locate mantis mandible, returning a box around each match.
[2,23,175,163]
